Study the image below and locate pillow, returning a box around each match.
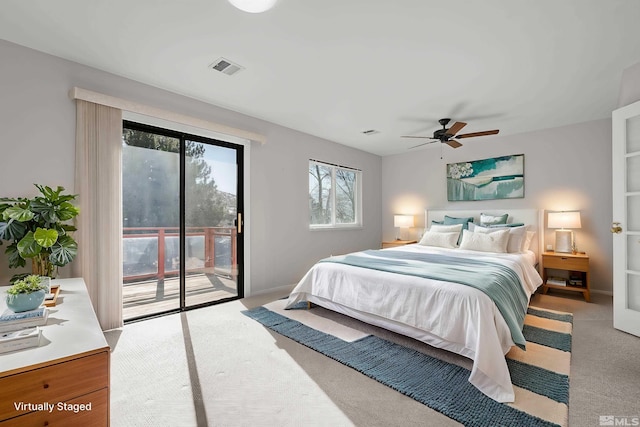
[443,215,474,244]
[428,223,464,245]
[429,223,463,233]
[459,229,510,253]
[487,222,525,228]
[523,231,536,252]
[480,213,508,226]
[472,224,527,253]
[443,215,474,228]
[418,231,460,248]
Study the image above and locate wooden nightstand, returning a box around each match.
[541,251,590,302]
[381,239,417,249]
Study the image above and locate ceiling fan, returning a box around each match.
[402,118,499,149]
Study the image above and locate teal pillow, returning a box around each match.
[443,215,474,244]
[444,215,474,229]
[487,222,525,228]
[480,213,508,226]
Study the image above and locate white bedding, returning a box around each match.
[285,244,542,403]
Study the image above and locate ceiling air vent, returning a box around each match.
[362,129,379,135]
[209,58,244,76]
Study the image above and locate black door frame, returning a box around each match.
[123,120,244,322]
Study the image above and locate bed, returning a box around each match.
[285,209,544,403]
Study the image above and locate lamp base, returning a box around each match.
[555,230,573,253]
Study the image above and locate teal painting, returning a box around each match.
[447,154,524,201]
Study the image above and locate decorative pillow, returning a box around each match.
[443,216,474,244]
[472,224,527,253]
[428,223,463,233]
[459,229,510,253]
[487,222,525,228]
[523,231,536,252]
[427,223,464,245]
[480,213,508,226]
[418,231,460,248]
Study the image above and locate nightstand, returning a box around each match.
[381,239,417,249]
[541,251,590,302]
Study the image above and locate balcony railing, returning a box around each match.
[123,226,237,283]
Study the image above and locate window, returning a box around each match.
[309,160,362,228]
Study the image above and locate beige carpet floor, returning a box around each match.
[105,290,640,427]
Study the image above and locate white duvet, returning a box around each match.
[285,244,543,403]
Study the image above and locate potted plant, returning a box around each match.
[0,184,79,282]
[5,274,47,312]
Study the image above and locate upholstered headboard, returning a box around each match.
[426,209,543,266]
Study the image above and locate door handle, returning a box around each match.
[611,222,622,234]
[237,213,242,234]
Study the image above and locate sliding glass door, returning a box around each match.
[122,121,243,321]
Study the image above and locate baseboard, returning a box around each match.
[248,283,296,298]
[590,289,613,296]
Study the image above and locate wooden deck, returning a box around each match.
[123,273,237,320]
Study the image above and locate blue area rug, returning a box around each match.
[243,303,572,427]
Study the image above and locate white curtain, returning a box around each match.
[73,100,123,330]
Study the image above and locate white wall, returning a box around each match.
[618,61,640,107]
[381,119,613,293]
[0,40,382,292]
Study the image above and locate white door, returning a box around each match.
[612,99,640,337]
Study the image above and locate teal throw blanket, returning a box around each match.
[320,250,529,349]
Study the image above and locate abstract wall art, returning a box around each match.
[446,154,524,201]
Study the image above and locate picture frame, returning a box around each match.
[446,154,524,201]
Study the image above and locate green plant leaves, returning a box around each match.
[1,184,79,271]
[16,231,42,258]
[0,219,28,242]
[2,206,34,222]
[49,234,77,266]
[5,243,26,268]
[34,227,58,248]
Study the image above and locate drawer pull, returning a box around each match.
[44,422,49,426]
[43,383,49,389]
[561,257,567,260]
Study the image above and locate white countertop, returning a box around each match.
[0,278,109,374]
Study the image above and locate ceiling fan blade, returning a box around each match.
[401,135,437,139]
[456,129,500,139]
[409,141,437,149]
[445,121,467,136]
[445,140,462,148]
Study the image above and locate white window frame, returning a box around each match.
[309,159,362,230]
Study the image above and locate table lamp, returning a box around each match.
[394,215,414,240]
[548,211,581,253]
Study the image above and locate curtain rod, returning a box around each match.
[69,87,266,144]
[309,158,361,171]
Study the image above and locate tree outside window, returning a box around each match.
[309,160,361,228]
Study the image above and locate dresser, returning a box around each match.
[0,278,110,426]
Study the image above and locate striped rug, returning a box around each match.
[243,301,572,427]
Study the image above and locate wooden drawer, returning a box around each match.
[0,351,109,420]
[0,388,108,427]
[543,255,588,272]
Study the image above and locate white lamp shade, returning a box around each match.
[548,211,581,229]
[228,0,278,13]
[394,215,414,228]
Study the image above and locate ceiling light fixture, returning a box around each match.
[228,0,278,13]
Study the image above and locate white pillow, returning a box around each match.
[523,231,536,252]
[480,213,508,226]
[459,229,510,253]
[418,231,459,248]
[429,223,463,233]
[472,225,527,253]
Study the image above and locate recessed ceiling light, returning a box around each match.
[228,0,278,13]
